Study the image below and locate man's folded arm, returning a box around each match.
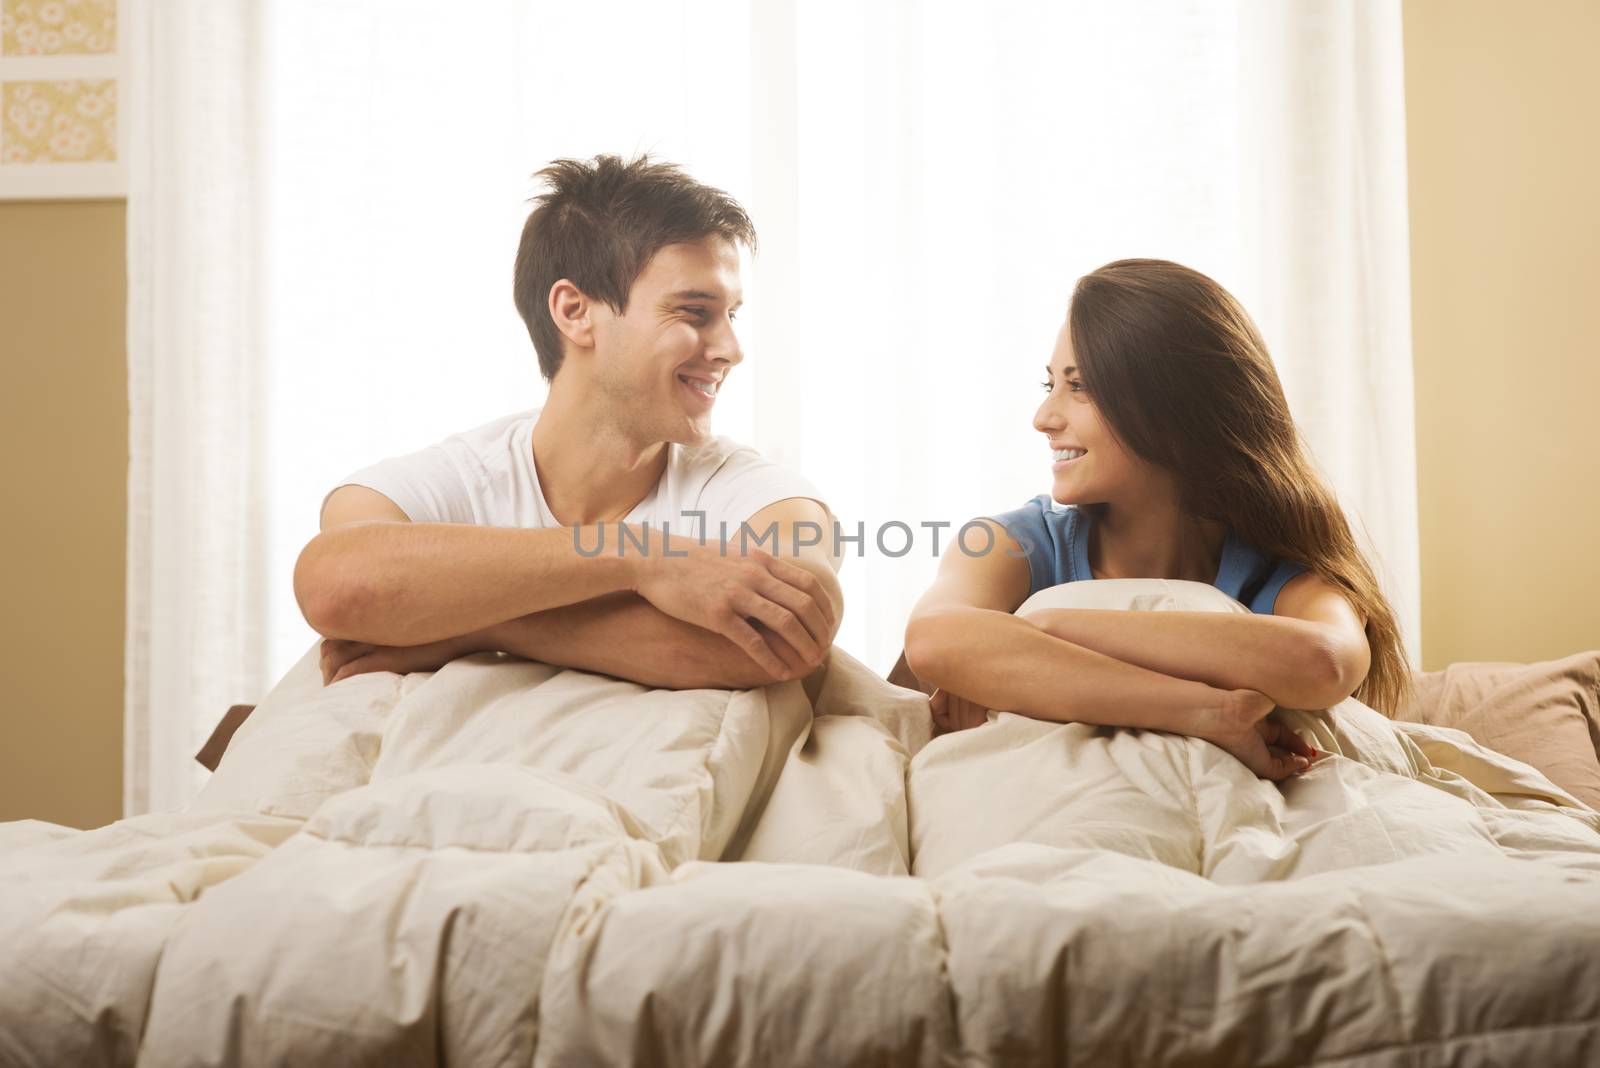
[300,486,843,688]
[294,484,637,647]
[481,593,788,689]
[476,497,843,689]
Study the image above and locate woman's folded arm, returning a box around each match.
[904,603,1315,779]
[905,604,1227,736]
[902,520,1322,780]
[904,524,1232,738]
[1014,604,1355,711]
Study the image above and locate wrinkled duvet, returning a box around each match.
[4,579,1600,1067]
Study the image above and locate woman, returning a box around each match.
[903,259,1409,781]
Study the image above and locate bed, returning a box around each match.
[2,578,1598,1067]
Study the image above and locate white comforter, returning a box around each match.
[4,579,1599,1067]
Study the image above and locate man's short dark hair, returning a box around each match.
[512,154,758,381]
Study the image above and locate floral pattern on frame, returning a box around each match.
[1,79,115,162]
[1,0,116,56]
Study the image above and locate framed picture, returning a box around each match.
[0,0,125,199]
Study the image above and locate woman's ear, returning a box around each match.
[548,279,596,351]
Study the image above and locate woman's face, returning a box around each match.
[1033,322,1157,507]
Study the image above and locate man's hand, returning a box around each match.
[1201,688,1323,781]
[930,688,991,734]
[631,533,837,681]
[320,633,487,685]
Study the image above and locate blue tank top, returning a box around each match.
[990,495,1307,615]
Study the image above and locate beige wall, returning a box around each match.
[0,200,125,828]
[1404,0,1600,669]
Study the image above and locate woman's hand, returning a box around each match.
[930,688,992,734]
[320,632,489,685]
[1201,689,1322,781]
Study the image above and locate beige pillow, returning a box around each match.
[1399,652,1600,811]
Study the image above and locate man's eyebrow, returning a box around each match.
[664,289,744,313]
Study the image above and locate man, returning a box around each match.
[296,155,842,690]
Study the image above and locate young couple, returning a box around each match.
[297,154,1408,784]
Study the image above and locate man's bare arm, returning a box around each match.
[302,487,841,686]
[481,497,844,688]
[296,522,632,645]
[473,593,791,689]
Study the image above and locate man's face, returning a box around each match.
[589,235,744,446]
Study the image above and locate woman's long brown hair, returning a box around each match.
[1069,258,1411,714]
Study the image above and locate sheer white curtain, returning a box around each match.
[125,0,1417,814]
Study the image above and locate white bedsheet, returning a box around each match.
[3,579,1598,1067]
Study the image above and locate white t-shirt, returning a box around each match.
[327,408,825,540]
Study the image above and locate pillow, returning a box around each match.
[1016,577,1248,617]
[1397,652,1600,811]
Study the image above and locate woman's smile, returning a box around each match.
[1051,446,1087,471]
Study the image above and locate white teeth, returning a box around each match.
[680,376,718,397]
[1053,448,1086,462]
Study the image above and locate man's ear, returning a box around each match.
[548,279,597,352]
